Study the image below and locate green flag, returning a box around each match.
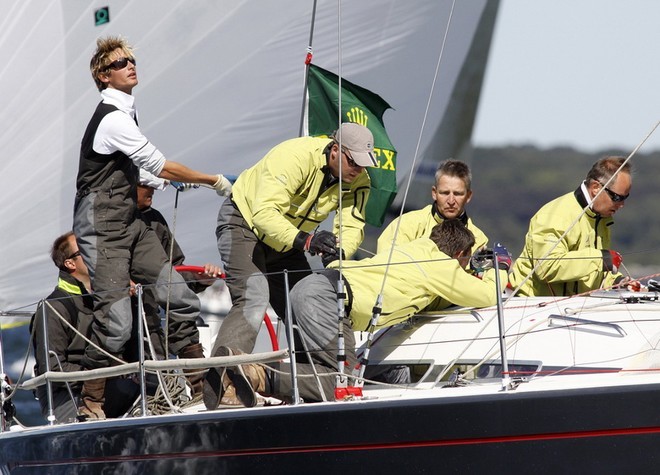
[306,63,397,227]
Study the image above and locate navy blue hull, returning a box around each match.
[3,382,660,474]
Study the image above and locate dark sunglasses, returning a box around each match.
[598,182,629,202]
[67,251,81,260]
[341,149,360,168]
[104,57,136,72]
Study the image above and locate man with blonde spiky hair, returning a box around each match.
[72,36,232,419]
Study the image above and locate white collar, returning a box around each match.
[101,88,136,116]
[580,181,594,209]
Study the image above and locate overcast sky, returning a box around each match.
[472,0,660,153]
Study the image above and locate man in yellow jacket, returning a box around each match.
[205,219,511,406]
[377,159,488,254]
[509,156,631,297]
[204,123,376,409]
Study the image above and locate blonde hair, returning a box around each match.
[90,36,135,92]
[435,159,472,191]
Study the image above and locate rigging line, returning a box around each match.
[377,0,457,298]
[298,0,319,137]
[2,309,37,402]
[335,0,349,389]
[508,119,660,301]
[164,187,181,358]
[352,0,457,388]
[336,0,344,272]
[43,301,126,367]
[138,293,179,413]
[450,116,659,376]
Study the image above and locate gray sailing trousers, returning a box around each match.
[74,192,201,369]
[271,271,357,402]
[214,199,311,354]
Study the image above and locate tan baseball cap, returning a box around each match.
[334,122,377,167]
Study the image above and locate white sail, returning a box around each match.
[0,0,499,311]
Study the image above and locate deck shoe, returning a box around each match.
[178,342,207,397]
[238,359,266,395]
[224,347,267,408]
[79,378,106,420]
[227,363,258,408]
[203,346,266,409]
[219,383,242,406]
[203,346,232,410]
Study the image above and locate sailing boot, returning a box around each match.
[178,342,207,398]
[79,378,106,420]
[203,346,265,408]
[203,346,233,410]
[216,346,267,408]
[219,362,269,406]
[219,382,241,406]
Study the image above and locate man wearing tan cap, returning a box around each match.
[204,122,376,409]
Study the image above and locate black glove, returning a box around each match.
[322,248,345,267]
[293,230,338,256]
[308,231,338,256]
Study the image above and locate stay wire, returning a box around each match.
[442,120,660,377]
[355,0,457,384]
[335,0,349,389]
[377,0,457,297]
[163,188,181,359]
[298,0,319,137]
[508,119,660,300]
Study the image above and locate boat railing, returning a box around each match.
[19,350,289,391]
[0,277,297,431]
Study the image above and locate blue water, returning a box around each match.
[4,324,44,426]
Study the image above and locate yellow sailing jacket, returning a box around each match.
[376,204,488,254]
[330,237,507,331]
[231,136,371,255]
[509,188,621,296]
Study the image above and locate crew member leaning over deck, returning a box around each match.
[509,156,631,297]
[30,232,138,423]
[204,220,512,406]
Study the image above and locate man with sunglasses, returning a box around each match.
[73,36,232,419]
[510,156,632,297]
[204,122,376,409]
[30,232,139,423]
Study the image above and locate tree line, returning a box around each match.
[364,145,660,273]
[469,145,659,270]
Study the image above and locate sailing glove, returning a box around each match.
[493,243,512,271]
[469,248,491,273]
[294,230,338,256]
[213,174,233,197]
[470,243,512,272]
[602,249,622,273]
